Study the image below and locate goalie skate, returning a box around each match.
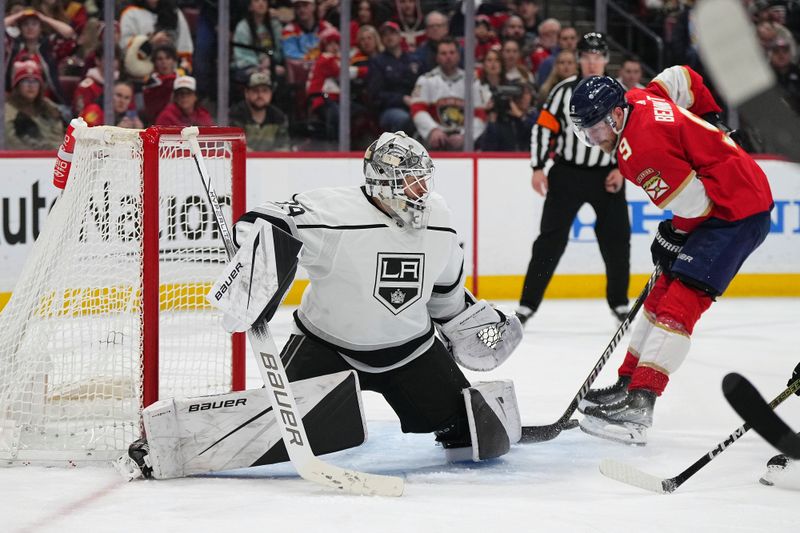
[579,389,655,446]
[760,450,800,489]
[114,438,152,481]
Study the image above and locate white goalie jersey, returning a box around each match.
[233,186,469,372]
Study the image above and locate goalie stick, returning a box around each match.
[182,127,404,497]
[695,0,800,161]
[723,373,800,460]
[599,375,800,493]
[520,266,662,443]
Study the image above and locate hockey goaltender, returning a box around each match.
[118,131,525,481]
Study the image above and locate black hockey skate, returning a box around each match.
[514,306,533,327]
[611,305,630,324]
[128,438,154,479]
[578,375,631,413]
[113,437,153,480]
[579,388,656,446]
[759,453,790,486]
[436,421,474,462]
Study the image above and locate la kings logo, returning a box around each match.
[374,253,424,314]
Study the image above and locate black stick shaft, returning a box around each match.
[521,266,662,442]
[669,377,800,490]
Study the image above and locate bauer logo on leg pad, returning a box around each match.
[141,371,366,478]
[188,398,247,412]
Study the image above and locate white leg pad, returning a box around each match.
[143,370,365,479]
[461,380,521,462]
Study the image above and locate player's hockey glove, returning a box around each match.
[701,112,743,146]
[790,362,800,396]
[650,219,687,271]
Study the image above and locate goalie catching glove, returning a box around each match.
[439,300,523,371]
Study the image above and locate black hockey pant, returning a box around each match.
[280,334,471,444]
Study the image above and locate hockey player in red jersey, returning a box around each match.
[568,66,774,445]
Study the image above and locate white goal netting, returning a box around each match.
[0,126,243,465]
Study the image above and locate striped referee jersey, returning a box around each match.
[531,75,616,170]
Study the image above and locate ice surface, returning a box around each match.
[3,298,798,533]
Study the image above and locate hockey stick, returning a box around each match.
[695,0,800,161]
[182,127,404,496]
[599,376,800,493]
[520,265,662,443]
[723,373,800,460]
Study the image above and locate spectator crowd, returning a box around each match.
[3,0,800,152]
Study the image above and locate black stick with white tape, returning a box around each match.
[599,376,800,493]
[182,127,403,496]
[520,265,662,443]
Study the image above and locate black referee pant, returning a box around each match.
[520,162,631,313]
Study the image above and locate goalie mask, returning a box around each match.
[364,131,434,229]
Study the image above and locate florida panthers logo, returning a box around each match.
[374,253,424,314]
[643,173,670,201]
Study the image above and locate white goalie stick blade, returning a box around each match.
[694,0,800,161]
[599,459,675,494]
[183,127,404,497]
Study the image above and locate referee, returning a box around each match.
[516,32,630,326]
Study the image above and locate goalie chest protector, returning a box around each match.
[238,186,466,370]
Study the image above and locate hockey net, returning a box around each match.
[0,126,246,465]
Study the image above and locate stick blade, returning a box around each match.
[519,424,563,443]
[599,459,674,494]
[304,458,405,497]
[520,419,579,443]
[723,373,800,460]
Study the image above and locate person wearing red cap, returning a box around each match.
[4,60,65,150]
[473,15,500,62]
[4,8,76,104]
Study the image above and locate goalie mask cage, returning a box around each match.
[0,126,247,465]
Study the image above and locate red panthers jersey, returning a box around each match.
[617,66,773,232]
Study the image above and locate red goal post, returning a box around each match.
[140,127,247,408]
[0,125,246,465]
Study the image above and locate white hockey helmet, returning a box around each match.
[363,131,434,229]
